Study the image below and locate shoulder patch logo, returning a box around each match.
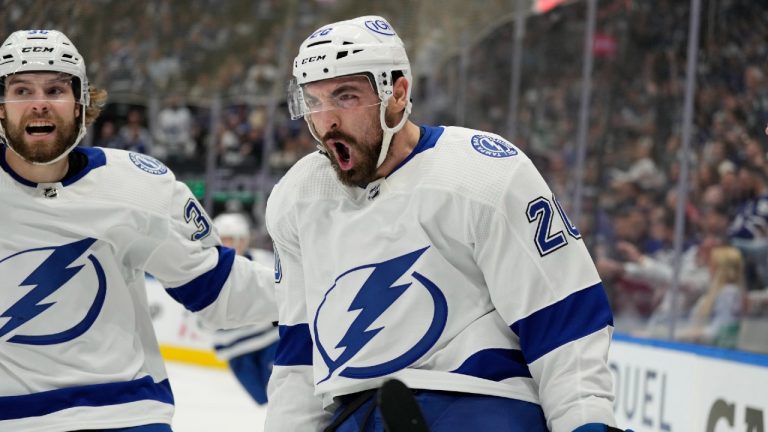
[129,152,168,175]
[470,135,518,158]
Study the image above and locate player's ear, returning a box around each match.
[74,103,81,118]
[0,104,5,120]
[389,75,409,113]
[393,76,408,106]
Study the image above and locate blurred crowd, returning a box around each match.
[4,0,768,351]
[1,0,319,177]
[430,0,768,350]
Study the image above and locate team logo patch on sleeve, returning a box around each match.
[129,152,168,175]
[471,135,518,158]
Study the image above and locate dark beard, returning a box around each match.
[3,114,78,164]
[323,128,383,188]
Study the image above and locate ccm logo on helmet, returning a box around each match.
[301,55,326,64]
[21,46,53,53]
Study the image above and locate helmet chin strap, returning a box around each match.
[376,98,411,168]
[1,107,87,166]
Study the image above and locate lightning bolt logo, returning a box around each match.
[315,247,448,383]
[0,238,106,344]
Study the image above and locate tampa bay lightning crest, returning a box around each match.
[471,134,518,158]
[314,247,447,383]
[0,238,107,345]
[129,152,168,175]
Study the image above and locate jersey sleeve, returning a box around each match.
[473,156,616,431]
[142,179,277,329]
[264,187,330,431]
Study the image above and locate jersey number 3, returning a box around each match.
[184,198,212,241]
[526,195,580,256]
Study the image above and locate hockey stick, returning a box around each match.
[377,379,430,432]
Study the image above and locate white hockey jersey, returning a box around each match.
[265,125,616,432]
[212,248,280,360]
[0,145,276,432]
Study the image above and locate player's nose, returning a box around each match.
[310,109,340,134]
[30,99,51,113]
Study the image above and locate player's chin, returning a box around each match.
[333,166,366,188]
[26,139,69,163]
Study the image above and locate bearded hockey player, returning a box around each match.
[265,15,629,432]
[0,29,275,432]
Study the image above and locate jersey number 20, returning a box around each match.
[526,195,580,256]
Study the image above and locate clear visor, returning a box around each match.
[0,71,82,105]
[287,74,381,120]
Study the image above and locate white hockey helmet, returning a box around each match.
[288,16,413,168]
[213,212,251,241]
[0,29,90,165]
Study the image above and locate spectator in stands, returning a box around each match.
[94,120,126,150]
[638,235,724,338]
[118,108,153,155]
[244,45,278,97]
[598,206,676,325]
[727,165,768,289]
[155,95,196,164]
[676,246,746,347]
[216,110,251,167]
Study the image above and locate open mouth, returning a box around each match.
[331,141,354,171]
[335,142,350,162]
[26,122,56,136]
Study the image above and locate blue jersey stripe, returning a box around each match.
[0,376,173,421]
[165,246,235,312]
[510,282,613,363]
[451,348,532,380]
[275,323,313,366]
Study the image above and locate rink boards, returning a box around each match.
[611,333,768,431]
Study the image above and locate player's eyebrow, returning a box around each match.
[6,76,34,86]
[6,75,71,86]
[329,83,365,98]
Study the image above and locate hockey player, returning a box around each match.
[211,212,279,405]
[0,30,276,432]
[266,16,628,432]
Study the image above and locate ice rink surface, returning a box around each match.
[165,361,267,432]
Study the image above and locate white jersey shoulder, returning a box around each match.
[411,126,531,209]
[91,148,179,217]
[267,151,344,217]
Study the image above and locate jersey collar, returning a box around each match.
[386,125,444,178]
[0,144,107,187]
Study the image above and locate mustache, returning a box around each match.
[321,129,356,144]
[24,112,53,121]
